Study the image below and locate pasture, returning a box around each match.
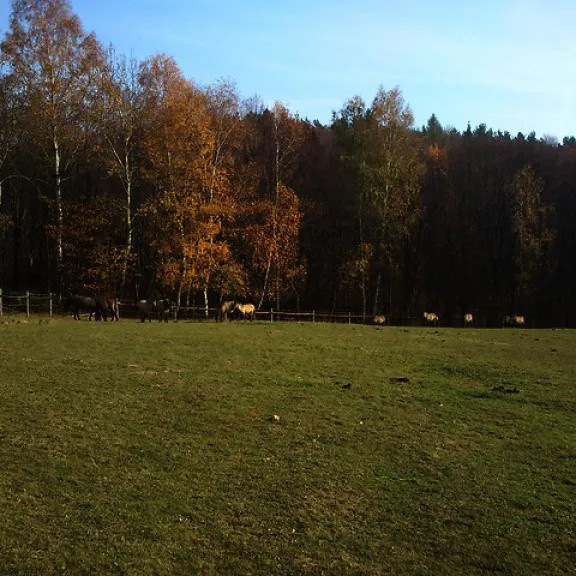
[0,320,575,575]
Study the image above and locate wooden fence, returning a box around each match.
[0,290,423,325]
[0,290,54,317]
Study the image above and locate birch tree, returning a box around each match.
[1,0,103,292]
[96,48,144,293]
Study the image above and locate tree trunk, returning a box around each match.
[258,110,281,311]
[54,133,63,294]
[259,258,272,310]
[275,265,280,310]
[204,286,209,317]
[120,154,132,291]
[372,272,381,315]
[361,271,367,321]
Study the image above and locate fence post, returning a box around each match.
[270,308,274,323]
[49,292,53,317]
[26,291,30,317]
[0,288,2,317]
[117,299,120,320]
[348,312,351,325]
[312,310,315,323]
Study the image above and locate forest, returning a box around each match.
[1,0,576,327]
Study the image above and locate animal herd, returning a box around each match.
[421,312,526,327]
[61,294,526,327]
[62,295,258,323]
[373,312,527,328]
[216,301,256,321]
[137,299,173,323]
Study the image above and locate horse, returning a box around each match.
[464,313,474,326]
[423,312,439,327]
[137,300,156,322]
[156,299,172,323]
[137,299,172,322]
[372,315,386,325]
[63,295,93,320]
[63,295,118,321]
[63,295,99,321]
[216,300,236,321]
[234,303,256,321]
[99,297,119,322]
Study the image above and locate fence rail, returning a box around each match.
[0,290,55,317]
[0,290,424,325]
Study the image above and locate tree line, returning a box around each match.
[1,0,575,326]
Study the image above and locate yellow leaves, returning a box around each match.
[426,144,447,162]
[340,242,373,287]
[50,196,123,292]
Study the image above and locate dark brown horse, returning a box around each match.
[99,297,119,321]
[216,300,236,321]
[63,295,117,321]
[156,299,172,322]
[137,299,172,322]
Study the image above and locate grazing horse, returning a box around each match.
[137,300,156,322]
[64,295,118,321]
[234,303,256,321]
[63,295,99,321]
[99,297,119,322]
[373,315,386,325]
[464,313,474,326]
[423,312,439,327]
[137,299,172,322]
[216,300,236,322]
[156,299,172,323]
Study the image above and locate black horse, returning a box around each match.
[156,299,172,322]
[63,295,98,320]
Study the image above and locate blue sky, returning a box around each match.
[1,0,575,138]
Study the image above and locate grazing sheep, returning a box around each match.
[373,315,386,325]
[423,312,439,327]
[464,313,474,326]
[503,315,525,327]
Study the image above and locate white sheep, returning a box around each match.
[423,312,439,326]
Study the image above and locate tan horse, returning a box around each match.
[464,313,473,326]
[373,315,386,325]
[234,303,256,321]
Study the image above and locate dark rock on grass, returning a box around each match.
[390,377,410,383]
[492,385,520,394]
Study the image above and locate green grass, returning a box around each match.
[1,319,575,575]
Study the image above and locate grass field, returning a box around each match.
[0,319,575,575]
